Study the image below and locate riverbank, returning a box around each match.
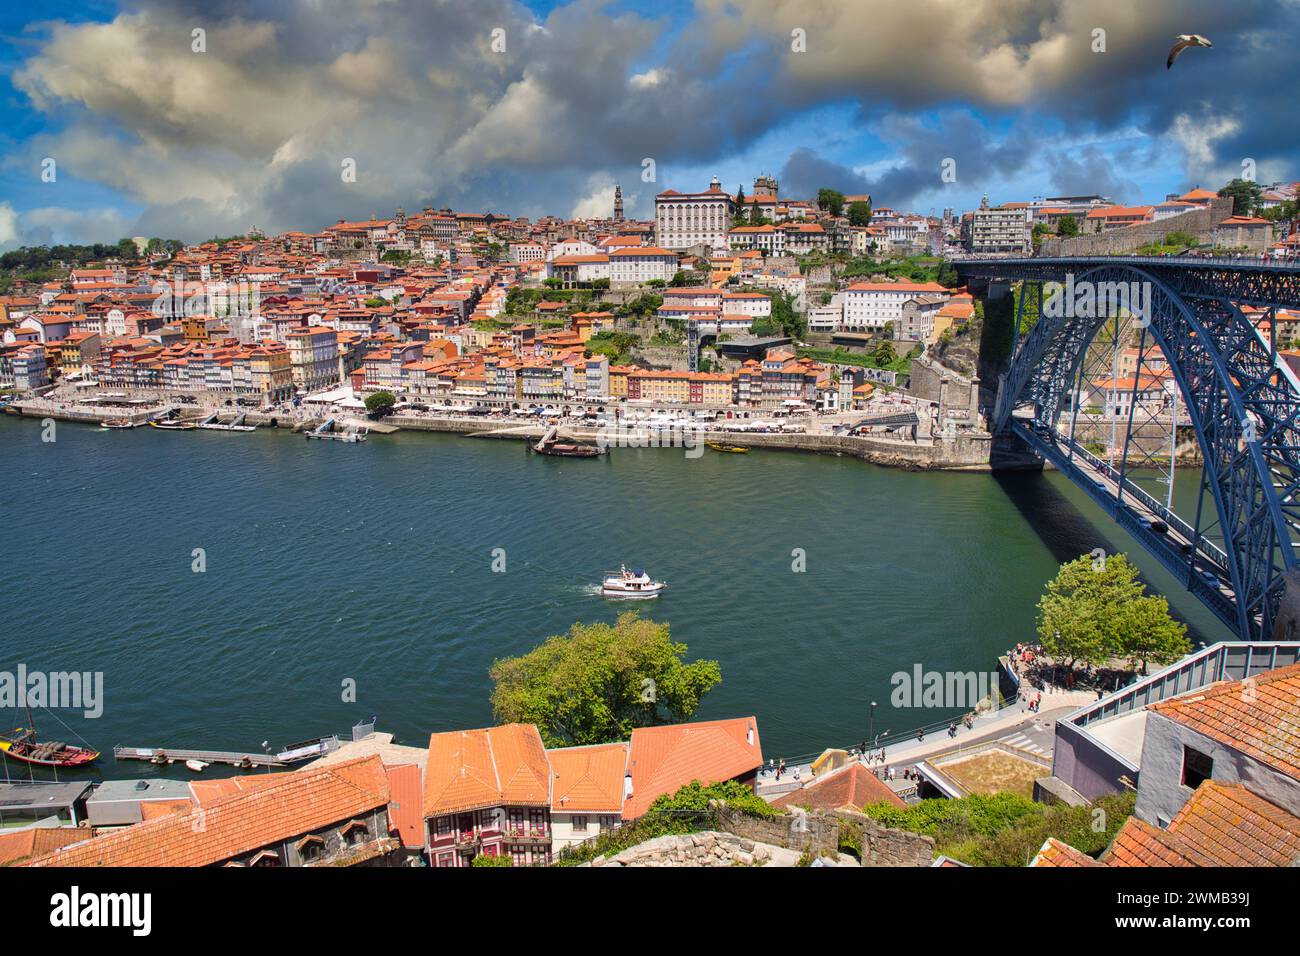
[11,399,995,470]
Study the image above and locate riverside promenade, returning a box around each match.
[12,397,994,470]
[756,687,1096,801]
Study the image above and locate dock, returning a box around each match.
[305,418,368,442]
[197,411,257,432]
[113,745,286,768]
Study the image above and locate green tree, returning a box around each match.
[1031,221,1052,251]
[734,185,746,206]
[489,612,722,747]
[817,188,846,217]
[1116,594,1191,675]
[936,260,959,289]
[1058,214,1080,238]
[1036,553,1189,670]
[846,201,872,227]
[364,391,397,417]
[1218,178,1263,217]
[871,338,896,367]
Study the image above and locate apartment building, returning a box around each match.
[285,325,339,392]
[967,196,1030,253]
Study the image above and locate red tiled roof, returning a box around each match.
[771,761,906,812]
[29,755,391,867]
[1030,836,1104,867]
[384,763,425,849]
[0,828,89,866]
[1101,817,1199,867]
[1149,661,1300,778]
[1165,781,1300,866]
[624,716,762,819]
[547,742,630,814]
[423,724,551,816]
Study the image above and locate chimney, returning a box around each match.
[747,724,754,746]
[623,772,634,799]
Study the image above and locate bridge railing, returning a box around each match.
[954,254,1299,271]
[1051,428,1231,569]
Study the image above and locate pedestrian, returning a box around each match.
[948,722,957,739]
[917,729,924,743]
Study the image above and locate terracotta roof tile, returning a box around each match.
[384,763,425,849]
[624,716,762,819]
[1101,817,1199,867]
[1149,661,1300,778]
[423,724,551,816]
[1166,781,1300,866]
[1030,836,1104,867]
[547,742,630,814]
[28,755,390,867]
[0,827,89,866]
[771,761,907,812]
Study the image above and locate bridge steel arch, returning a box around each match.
[958,258,1300,641]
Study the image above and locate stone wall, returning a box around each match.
[910,355,980,420]
[589,831,803,867]
[714,805,934,867]
[1038,197,1233,257]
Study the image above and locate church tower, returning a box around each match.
[613,185,624,221]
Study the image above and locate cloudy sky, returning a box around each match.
[1,0,1297,248]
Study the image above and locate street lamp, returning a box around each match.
[868,701,877,748]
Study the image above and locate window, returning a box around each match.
[343,820,369,846]
[571,815,588,833]
[1181,745,1213,789]
[295,835,325,862]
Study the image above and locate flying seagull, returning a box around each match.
[1167,34,1212,70]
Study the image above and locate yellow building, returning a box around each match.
[609,364,634,399]
[250,342,294,401]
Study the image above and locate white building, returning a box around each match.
[546,742,629,855]
[842,281,950,331]
[510,242,546,263]
[608,247,678,288]
[721,292,772,318]
[655,177,734,251]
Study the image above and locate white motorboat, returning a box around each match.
[185,759,209,772]
[601,565,666,598]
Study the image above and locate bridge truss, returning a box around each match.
[955,257,1300,640]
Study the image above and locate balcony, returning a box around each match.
[502,827,550,845]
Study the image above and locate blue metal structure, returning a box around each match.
[954,256,1300,641]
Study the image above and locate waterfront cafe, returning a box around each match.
[304,383,366,411]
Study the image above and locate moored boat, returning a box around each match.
[601,565,666,598]
[150,418,196,430]
[707,441,749,453]
[184,758,209,772]
[0,708,99,768]
[531,425,604,457]
[533,439,602,457]
[100,418,137,429]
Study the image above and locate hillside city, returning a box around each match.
[3,173,1300,872]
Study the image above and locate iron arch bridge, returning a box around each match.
[954,256,1300,641]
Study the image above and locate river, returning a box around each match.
[0,415,1230,778]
